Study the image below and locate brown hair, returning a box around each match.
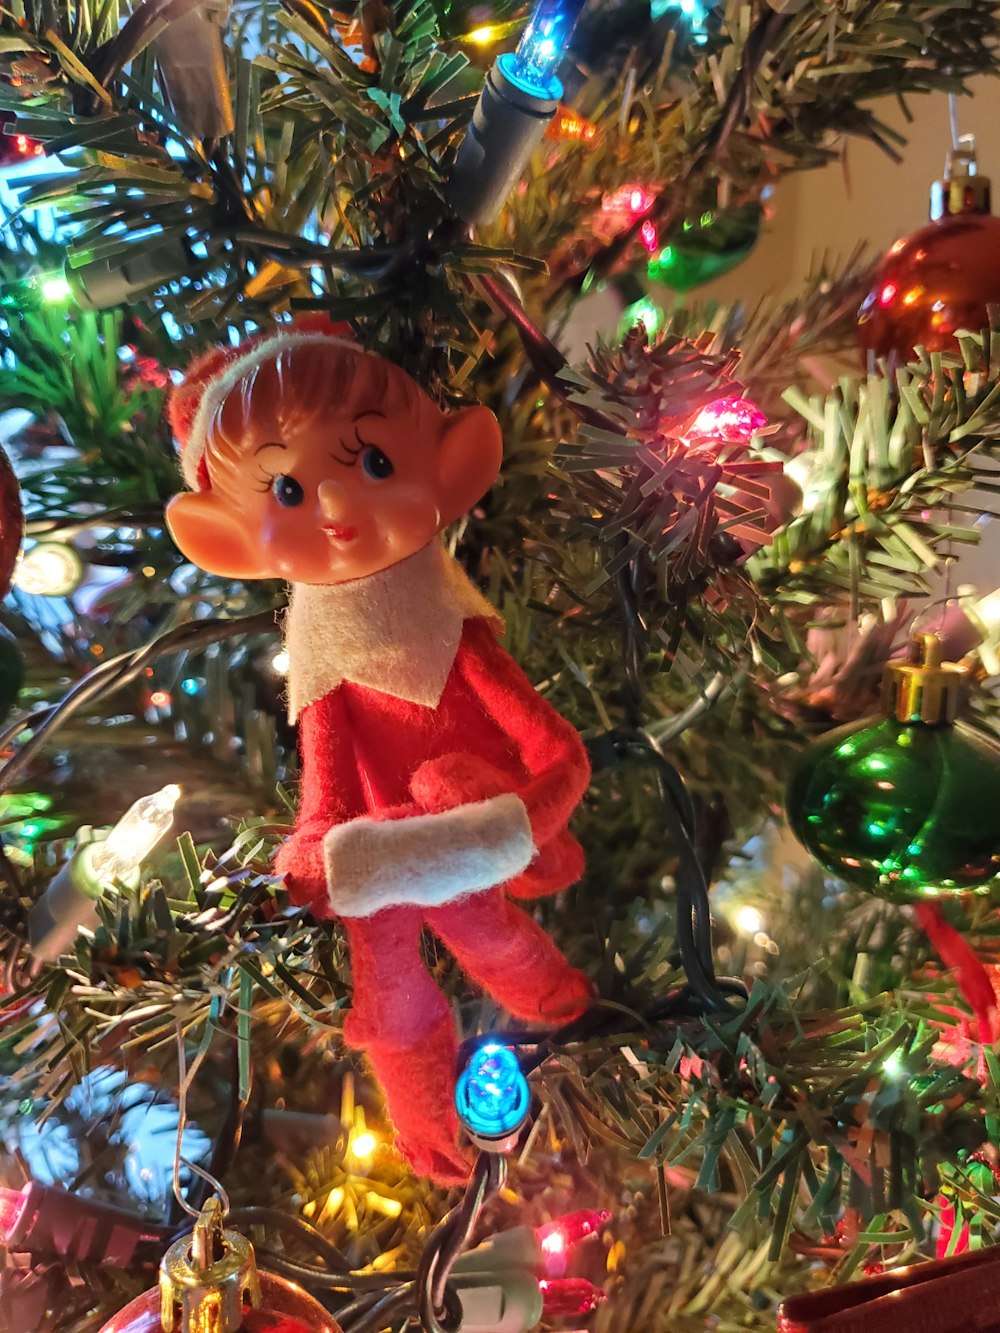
[204,339,431,492]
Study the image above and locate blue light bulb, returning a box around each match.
[455,1042,530,1146]
[508,0,587,97]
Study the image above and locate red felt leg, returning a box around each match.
[504,830,586,900]
[342,908,472,1184]
[426,889,594,1026]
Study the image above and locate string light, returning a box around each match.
[602,184,654,218]
[14,541,84,597]
[271,649,290,675]
[28,784,181,963]
[618,296,665,341]
[511,0,587,94]
[538,1277,607,1316]
[546,107,599,144]
[89,784,181,886]
[455,1040,531,1149]
[449,0,587,223]
[685,397,768,447]
[536,1209,611,1275]
[39,275,72,303]
[733,904,765,937]
[348,1128,378,1164]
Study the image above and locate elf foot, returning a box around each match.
[394,1131,474,1186]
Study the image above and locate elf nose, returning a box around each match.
[318,479,350,520]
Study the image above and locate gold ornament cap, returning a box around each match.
[159,1198,262,1333]
[930,134,992,221]
[881,632,967,726]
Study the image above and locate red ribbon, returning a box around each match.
[915,902,997,1047]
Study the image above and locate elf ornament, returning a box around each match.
[166,320,593,1183]
[100,1198,340,1333]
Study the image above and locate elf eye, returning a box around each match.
[272,474,305,507]
[362,446,394,480]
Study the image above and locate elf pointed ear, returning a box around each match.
[436,405,503,524]
[166,491,267,580]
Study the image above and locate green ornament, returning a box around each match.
[647,202,761,293]
[0,625,23,723]
[786,633,1000,901]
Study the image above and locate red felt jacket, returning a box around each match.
[276,616,590,914]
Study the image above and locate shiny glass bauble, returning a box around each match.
[786,715,1000,900]
[99,1270,342,1333]
[858,213,1000,362]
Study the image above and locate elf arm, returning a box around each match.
[410,619,590,847]
[281,679,534,918]
[274,687,368,911]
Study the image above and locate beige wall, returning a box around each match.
[703,75,1000,305]
[703,77,1000,596]
[562,80,1000,596]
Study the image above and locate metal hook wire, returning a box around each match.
[172,1019,230,1222]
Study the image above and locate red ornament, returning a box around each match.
[0,444,24,600]
[99,1200,341,1333]
[859,136,1000,363]
[100,1271,341,1333]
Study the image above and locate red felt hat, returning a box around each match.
[170,316,354,490]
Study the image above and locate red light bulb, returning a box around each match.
[685,396,767,447]
[539,1278,607,1317]
[0,1185,28,1239]
[537,1209,611,1251]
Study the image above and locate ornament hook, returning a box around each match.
[159,1197,262,1333]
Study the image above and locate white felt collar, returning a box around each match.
[284,543,503,721]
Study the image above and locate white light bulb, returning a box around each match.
[15,542,84,597]
[733,904,765,937]
[271,649,290,675]
[89,784,181,885]
[975,589,1000,632]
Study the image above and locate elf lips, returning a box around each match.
[323,523,358,542]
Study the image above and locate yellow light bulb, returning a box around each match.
[89,784,181,886]
[349,1130,378,1163]
[733,904,764,937]
[468,24,499,43]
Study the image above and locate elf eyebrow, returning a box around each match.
[254,441,287,454]
[351,410,386,423]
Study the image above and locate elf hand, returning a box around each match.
[274,816,331,914]
[410,752,512,813]
[276,805,420,917]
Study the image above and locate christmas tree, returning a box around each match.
[1,0,1000,1329]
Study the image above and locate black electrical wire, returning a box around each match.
[415,1153,503,1333]
[0,610,275,796]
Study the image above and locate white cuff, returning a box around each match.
[324,794,534,918]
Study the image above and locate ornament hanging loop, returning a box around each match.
[882,631,967,726]
[160,1197,262,1333]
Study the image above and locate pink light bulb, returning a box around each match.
[686,396,767,447]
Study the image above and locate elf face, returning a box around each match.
[166,344,502,585]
